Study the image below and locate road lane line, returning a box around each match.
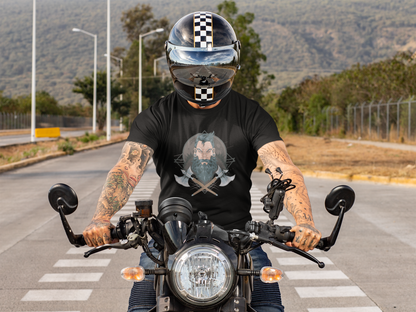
[308,308,382,312]
[54,259,111,267]
[285,270,348,280]
[21,289,93,301]
[296,286,366,298]
[39,273,103,282]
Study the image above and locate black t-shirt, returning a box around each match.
[127,90,281,230]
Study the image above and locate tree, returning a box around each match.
[73,70,129,130]
[1,91,62,115]
[115,3,172,120]
[217,1,274,103]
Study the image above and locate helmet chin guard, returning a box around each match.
[165,11,240,106]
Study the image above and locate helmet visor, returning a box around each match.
[167,47,239,88]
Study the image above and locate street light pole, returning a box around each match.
[154,55,165,76]
[72,28,97,133]
[138,28,164,114]
[106,0,111,141]
[104,54,123,100]
[31,0,36,142]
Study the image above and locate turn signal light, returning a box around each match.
[121,266,145,282]
[260,266,283,283]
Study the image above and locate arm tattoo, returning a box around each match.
[92,141,154,221]
[258,140,315,226]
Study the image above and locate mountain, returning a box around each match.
[1,0,416,105]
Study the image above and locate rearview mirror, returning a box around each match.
[48,183,78,215]
[324,185,355,216]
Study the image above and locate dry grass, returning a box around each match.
[281,134,416,179]
[2,133,416,179]
[0,132,128,167]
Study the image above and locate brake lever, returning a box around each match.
[250,233,325,268]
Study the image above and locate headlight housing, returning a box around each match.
[170,244,235,306]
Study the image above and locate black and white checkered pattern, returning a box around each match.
[194,12,213,48]
[195,87,214,101]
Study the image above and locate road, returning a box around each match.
[0,130,88,147]
[0,143,415,311]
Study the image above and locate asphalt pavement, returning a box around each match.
[0,143,416,311]
[0,130,89,147]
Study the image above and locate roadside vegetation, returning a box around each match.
[0,131,128,167]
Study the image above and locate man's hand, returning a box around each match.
[83,219,117,247]
[287,223,321,252]
[82,142,154,248]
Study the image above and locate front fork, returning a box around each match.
[152,253,255,312]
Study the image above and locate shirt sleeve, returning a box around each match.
[126,104,164,152]
[249,104,282,151]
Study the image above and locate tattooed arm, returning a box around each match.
[83,141,154,247]
[258,140,321,252]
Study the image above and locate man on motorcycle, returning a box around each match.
[83,11,321,312]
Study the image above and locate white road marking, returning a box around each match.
[285,270,348,280]
[39,273,103,282]
[276,257,333,266]
[21,289,93,301]
[54,259,111,267]
[296,286,367,298]
[308,308,382,312]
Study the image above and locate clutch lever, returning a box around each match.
[84,232,142,258]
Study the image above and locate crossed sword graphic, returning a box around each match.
[192,177,218,196]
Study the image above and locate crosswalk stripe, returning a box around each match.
[276,257,333,266]
[39,273,103,282]
[296,286,366,298]
[285,270,348,280]
[54,259,111,267]
[21,289,93,301]
[308,307,382,312]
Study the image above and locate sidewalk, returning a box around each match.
[332,138,416,152]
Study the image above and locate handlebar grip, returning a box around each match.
[273,226,295,243]
[111,227,119,239]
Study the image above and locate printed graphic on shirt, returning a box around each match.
[174,131,235,196]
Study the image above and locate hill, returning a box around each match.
[1,0,416,105]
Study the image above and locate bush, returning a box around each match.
[58,138,75,155]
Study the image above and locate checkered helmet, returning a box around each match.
[165,12,241,107]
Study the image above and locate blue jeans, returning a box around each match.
[128,242,284,312]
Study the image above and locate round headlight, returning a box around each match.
[170,244,234,306]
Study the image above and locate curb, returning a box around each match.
[302,170,416,187]
[0,138,126,174]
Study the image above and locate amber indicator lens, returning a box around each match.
[121,266,145,282]
[260,267,283,283]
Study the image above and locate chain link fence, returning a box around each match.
[0,113,119,130]
[311,98,416,143]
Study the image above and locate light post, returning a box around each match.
[106,0,111,141]
[31,0,36,142]
[72,28,97,133]
[104,54,123,100]
[154,55,165,76]
[105,54,124,132]
[139,28,164,114]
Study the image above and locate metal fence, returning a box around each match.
[0,113,119,130]
[319,98,416,143]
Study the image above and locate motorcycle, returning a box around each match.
[48,170,355,312]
